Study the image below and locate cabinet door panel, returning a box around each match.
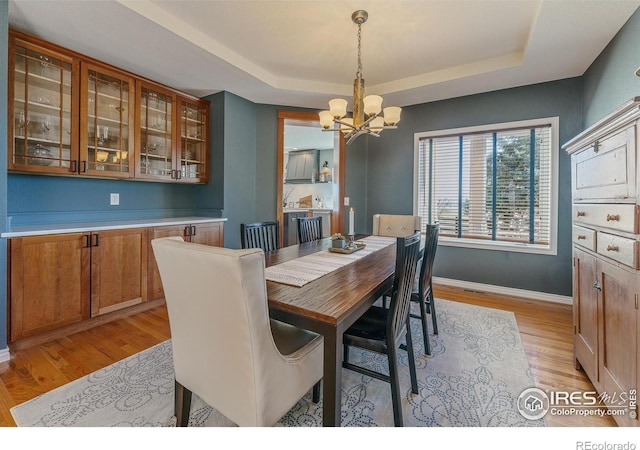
[147,225,188,302]
[177,97,209,183]
[573,248,599,383]
[10,233,90,341]
[80,62,135,178]
[9,36,78,174]
[136,82,176,181]
[598,258,637,426]
[90,228,147,316]
[190,222,223,246]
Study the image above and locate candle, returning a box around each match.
[349,208,354,236]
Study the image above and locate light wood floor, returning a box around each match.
[0,285,616,427]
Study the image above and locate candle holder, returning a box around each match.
[347,234,356,249]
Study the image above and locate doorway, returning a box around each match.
[277,110,345,245]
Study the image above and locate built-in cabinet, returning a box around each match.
[564,97,640,427]
[147,221,223,301]
[8,30,209,183]
[9,228,146,341]
[8,220,224,343]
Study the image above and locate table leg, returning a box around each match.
[321,330,342,427]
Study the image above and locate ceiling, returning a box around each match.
[8,0,640,112]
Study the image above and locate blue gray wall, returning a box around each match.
[583,8,640,127]
[1,0,9,351]
[365,78,583,296]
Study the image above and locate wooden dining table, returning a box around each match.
[264,236,397,427]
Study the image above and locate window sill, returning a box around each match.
[438,236,557,256]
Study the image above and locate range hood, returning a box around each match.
[284,149,318,184]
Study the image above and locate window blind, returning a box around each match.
[417,123,553,247]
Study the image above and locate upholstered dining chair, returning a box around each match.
[151,237,323,427]
[373,214,421,309]
[342,232,421,427]
[241,221,280,252]
[297,216,323,244]
[372,214,421,238]
[410,222,440,355]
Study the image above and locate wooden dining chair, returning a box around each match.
[297,216,323,244]
[342,232,421,427]
[241,221,280,252]
[410,222,439,355]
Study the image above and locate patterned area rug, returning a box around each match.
[11,299,545,427]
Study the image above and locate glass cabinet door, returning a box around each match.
[81,63,135,177]
[138,84,174,180]
[178,97,209,183]
[10,39,76,172]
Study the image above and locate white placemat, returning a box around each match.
[265,236,396,287]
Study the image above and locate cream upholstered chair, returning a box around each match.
[372,214,421,238]
[151,237,323,427]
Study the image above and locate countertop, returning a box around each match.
[1,216,227,238]
[283,208,333,213]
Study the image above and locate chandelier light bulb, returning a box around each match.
[329,99,348,119]
[319,111,334,129]
[383,106,402,126]
[363,95,383,116]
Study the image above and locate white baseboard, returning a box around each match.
[0,347,10,363]
[433,276,573,305]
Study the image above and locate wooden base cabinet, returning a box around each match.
[89,228,147,317]
[9,233,90,341]
[565,97,640,427]
[8,228,148,342]
[147,222,224,301]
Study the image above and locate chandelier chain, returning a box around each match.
[356,22,362,79]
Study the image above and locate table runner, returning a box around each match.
[265,235,396,287]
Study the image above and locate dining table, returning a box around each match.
[264,236,398,427]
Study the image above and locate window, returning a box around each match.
[414,117,558,255]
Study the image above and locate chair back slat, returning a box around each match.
[387,232,421,343]
[297,216,323,244]
[417,223,439,302]
[241,221,280,252]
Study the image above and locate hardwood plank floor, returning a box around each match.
[0,286,616,427]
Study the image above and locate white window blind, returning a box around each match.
[415,118,557,254]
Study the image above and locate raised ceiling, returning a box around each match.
[8,0,640,110]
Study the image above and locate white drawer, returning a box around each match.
[573,203,638,234]
[572,225,596,251]
[596,232,639,269]
[572,126,636,201]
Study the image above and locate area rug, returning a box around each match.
[10,299,544,427]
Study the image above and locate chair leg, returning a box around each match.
[405,320,419,395]
[312,380,321,403]
[418,296,431,355]
[428,290,438,335]
[175,380,193,427]
[386,345,403,427]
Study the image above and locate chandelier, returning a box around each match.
[319,10,402,145]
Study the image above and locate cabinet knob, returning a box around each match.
[606,214,620,222]
[593,281,601,291]
[577,235,586,240]
[606,244,619,252]
[576,211,586,217]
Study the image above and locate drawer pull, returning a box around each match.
[577,235,586,240]
[606,214,620,222]
[606,244,619,252]
[576,211,586,217]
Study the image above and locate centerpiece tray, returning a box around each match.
[328,242,366,254]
